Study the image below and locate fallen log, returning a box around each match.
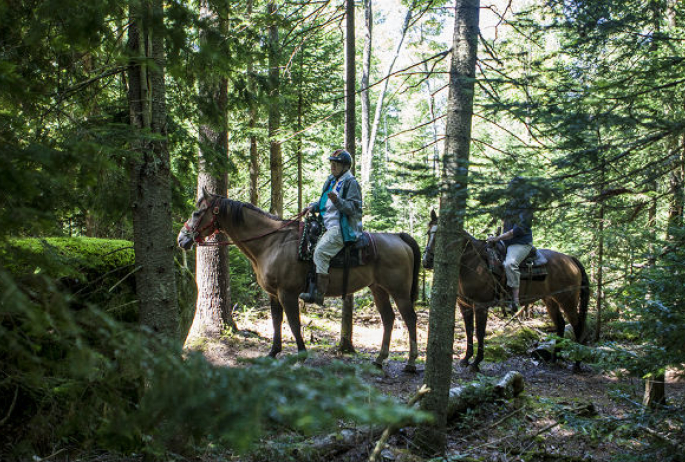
[447,371,524,420]
[256,372,525,462]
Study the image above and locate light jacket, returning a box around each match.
[311,170,363,243]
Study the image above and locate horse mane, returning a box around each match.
[218,198,287,224]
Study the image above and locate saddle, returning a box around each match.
[298,214,377,300]
[298,215,377,267]
[486,242,548,281]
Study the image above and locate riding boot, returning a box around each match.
[299,273,329,307]
[509,286,521,315]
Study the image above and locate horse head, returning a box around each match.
[177,187,222,250]
[422,209,439,269]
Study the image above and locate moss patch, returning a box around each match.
[485,326,541,363]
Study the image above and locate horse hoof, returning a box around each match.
[468,364,480,373]
[267,350,280,358]
[372,360,384,370]
[403,364,417,374]
[459,359,470,368]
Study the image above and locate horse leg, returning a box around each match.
[544,298,565,363]
[280,290,307,356]
[471,304,489,372]
[269,296,283,358]
[370,286,395,369]
[394,295,418,373]
[459,303,474,368]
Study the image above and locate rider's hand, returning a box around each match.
[486,235,498,244]
[327,191,338,203]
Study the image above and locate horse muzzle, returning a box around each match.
[177,231,195,250]
[422,254,434,270]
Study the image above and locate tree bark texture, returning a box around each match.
[127,0,179,340]
[339,0,357,353]
[417,0,479,454]
[186,2,236,344]
[247,0,259,206]
[268,2,283,216]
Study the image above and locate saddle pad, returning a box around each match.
[521,263,548,280]
[329,232,377,268]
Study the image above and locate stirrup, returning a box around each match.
[299,291,324,307]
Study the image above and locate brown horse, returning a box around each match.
[178,189,421,372]
[422,210,589,371]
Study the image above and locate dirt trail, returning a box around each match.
[201,301,684,462]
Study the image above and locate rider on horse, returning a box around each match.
[486,176,533,311]
[299,149,363,306]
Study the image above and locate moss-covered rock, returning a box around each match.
[3,237,196,336]
[485,326,541,363]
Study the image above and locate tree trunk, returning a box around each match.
[268,2,283,216]
[296,46,305,212]
[416,0,479,454]
[361,1,415,185]
[594,157,605,342]
[361,0,372,185]
[339,0,356,354]
[642,0,682,408]
[248,0,259,206]
[127,0,179,340]
[186,2,236,344]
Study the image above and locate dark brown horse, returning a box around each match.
[422,210,589,371]
[178,189,421,371]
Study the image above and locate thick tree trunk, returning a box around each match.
[186,2,236,344]
[268,2,283,216]
[339,0,356,354]
[416,0,479,454]
[127,0,179,340]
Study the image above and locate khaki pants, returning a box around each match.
[313,226,344,274]
[504,243,532,288]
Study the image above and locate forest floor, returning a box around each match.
[200,295,685,462]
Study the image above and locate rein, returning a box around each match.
[191,202,308,247]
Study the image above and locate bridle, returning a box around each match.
[424,222,439,262]
[181,197,222,245]
[424,223,491,265]
[181,196,309,247]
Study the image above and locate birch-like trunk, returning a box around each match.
[361,1,415,186]
[361,0,372,183]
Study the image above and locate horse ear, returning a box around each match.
[430,209,438,221]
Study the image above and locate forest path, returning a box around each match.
[199,299,684,462]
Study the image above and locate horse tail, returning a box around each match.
[399,232,421,302]
[571,256,590,344]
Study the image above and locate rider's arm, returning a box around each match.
[332,178,362,217]
[487,229,514,243]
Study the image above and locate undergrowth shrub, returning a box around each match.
[0,241,428,460]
